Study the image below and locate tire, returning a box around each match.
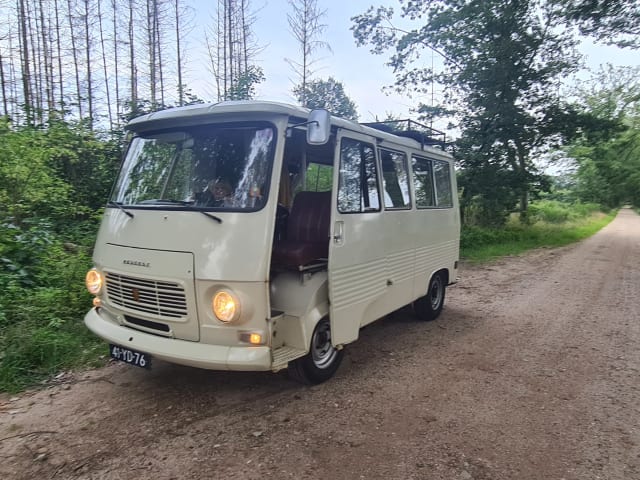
[414,271,446,321]
[288,317,344,385]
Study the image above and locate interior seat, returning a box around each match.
[271,191,332,268]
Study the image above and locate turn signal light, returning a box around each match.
[239,332,264,345]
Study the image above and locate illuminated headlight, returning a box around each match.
[212,290,240,323]
[85,268,103,295]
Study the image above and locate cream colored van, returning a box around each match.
[84,101,460,384]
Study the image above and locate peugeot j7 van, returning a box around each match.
[84,101,460,384]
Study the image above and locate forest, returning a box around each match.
[1,0,639,391]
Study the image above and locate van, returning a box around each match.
[84,101,460,384]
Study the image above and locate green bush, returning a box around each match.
[528,200,604,224]
[461,207,615,262]
[0,235,105,392]
[0,120,117,392]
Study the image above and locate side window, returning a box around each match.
[433,160,453,207]
[412,156,435,208]
[338,138,380,213]
[380,149,411,209]
[305,163,333,192]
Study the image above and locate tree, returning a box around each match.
[286,0,331,106]
[294,77,358,120]
[353,0,580,224]
[206,0,264,101]
[555,0,640,48]
[18,0,33,124]
[567,66,640,207]
[226,65,264,100]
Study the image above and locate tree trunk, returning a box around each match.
[227,0,233,97]
[129,0,137,112]
[111,0,121,123]
[155,1,165,107]
[146,0,157,107]
[83,0,94,127]
[97,0,113,128]
[175,0,183,105]
[67,0,84,119]
[18,0,33,124]
[27,0,44,123]
[38,0,54,119]
[0,52,8,117]
[53,0,65,111]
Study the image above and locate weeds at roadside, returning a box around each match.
[461,206,616,263]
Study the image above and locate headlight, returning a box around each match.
[212,290,240,323]
[85,268,103,295]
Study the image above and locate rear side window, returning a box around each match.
[380,149,411,209]
[433,160,453,207]
[412,156,435,208]
[338,138,380,213]
[305,163,333,192]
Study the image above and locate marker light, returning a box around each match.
[85,269,103,295]
[93,297,102,308]
[212,290,240,323]
[239,332,264,345]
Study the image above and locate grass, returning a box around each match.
[461,210,616,263]
[0,317,105,392]
[0,239,107,393]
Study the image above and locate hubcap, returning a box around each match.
[311,321,338,369]
[429,275,443,310]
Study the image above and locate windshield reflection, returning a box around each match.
[111,123,275,211]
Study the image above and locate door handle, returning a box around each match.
[333,221,344,244]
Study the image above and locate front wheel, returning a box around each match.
[414,271,446,321]
[288,318,344,384]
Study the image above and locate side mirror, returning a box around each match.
[307,109,331,145]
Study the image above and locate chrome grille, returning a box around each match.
[105,272,188,319]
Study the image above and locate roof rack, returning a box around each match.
[361,119,447,149]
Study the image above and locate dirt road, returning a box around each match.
[2,208,639,480]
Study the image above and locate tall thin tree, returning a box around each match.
[97,0,113,127]
[286,0,331,107]
[18,0,33,124]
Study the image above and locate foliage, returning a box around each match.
[565,66,640,208]
[294,77,359,120]
[0,243,104,392]
[0,120,118,392]
[352,0,588,225]
[227,66,266,100]
[528,200,601,223]
[555,0,640,48]
[461,204,615,262]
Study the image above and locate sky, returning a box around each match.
[188,0,640,127]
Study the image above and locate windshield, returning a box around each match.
[111,123,276,211]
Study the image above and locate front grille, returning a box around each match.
[105,272,188,319]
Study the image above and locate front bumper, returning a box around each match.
[85,308,272,371]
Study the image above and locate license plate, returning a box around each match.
[109,344,152,369]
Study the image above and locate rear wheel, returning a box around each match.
[414,271,446,321]
[288,318,344,384]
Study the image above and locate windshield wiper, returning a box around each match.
[107,201,134,219]
[200,211,223,224]
[138,199,195,205]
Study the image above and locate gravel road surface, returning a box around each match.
[1,208,639,480]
